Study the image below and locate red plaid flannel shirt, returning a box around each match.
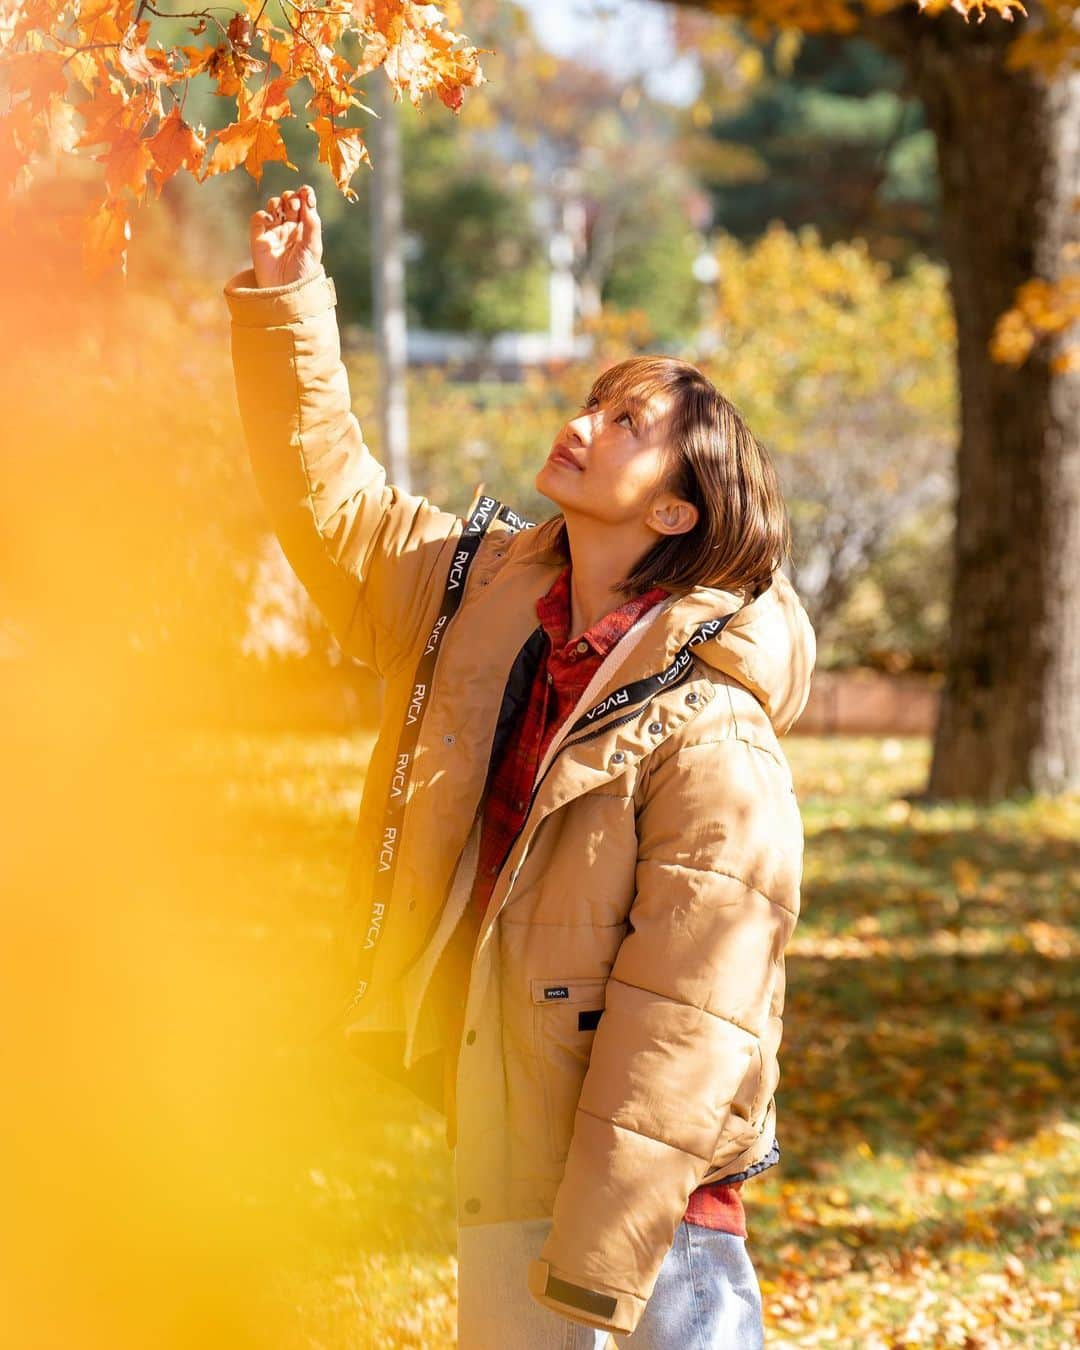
[469,563,747,1236]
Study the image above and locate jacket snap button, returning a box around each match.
[610,751,625,764]
[648,721,662,734]
[465,1029,476,1045]
[408,900,416,910]
[685,692,699,705]
[465,1197,482,1214]
[443,733,456,746]
[575,640,589,654]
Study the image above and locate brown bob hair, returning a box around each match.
[551,355,793,603]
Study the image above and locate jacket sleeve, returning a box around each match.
[527,735,802,1336]
[223,264,462,676]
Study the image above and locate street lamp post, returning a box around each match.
[691,240,721,357]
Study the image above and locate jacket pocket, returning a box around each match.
[531,976,607,1165]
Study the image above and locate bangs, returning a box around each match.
[587,358,696,430]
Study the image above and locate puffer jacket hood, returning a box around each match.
[690,569,817,737]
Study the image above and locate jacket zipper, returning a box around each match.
[490,664,704,918]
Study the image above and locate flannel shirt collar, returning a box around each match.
[536,564,670,660]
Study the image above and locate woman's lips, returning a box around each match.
[549,445,583,471]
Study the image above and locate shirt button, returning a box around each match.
[465,1197,482,1214]
[546,672,554,685]
[465,1030,477,1045]
[576,640,589,654]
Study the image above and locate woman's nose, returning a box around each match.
[565,417,589,445]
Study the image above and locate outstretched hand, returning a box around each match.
[250,184,324,289]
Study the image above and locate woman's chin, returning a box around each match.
[534,463,569,506]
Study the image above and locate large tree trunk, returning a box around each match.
[861,7,1080,799]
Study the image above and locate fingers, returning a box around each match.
[298,184,321,233]
[281,190,302,217]
[249,185,320,255]
[255,186,316,217]
[248,207,272,256]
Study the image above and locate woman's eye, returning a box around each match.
[616,410,634,429]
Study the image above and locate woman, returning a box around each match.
[224,184,816,1348]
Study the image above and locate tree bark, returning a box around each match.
[880,12,1080,799]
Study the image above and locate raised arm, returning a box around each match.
[223,185,462,676]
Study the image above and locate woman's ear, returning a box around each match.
[647,495,699,537]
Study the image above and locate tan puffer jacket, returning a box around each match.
[224,264,817,1337]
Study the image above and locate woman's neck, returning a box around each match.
[562,514,655,637]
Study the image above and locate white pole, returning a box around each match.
[370,77,411,491]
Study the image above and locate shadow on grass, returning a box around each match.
[801,822,1078,939]
[776,820,1078,1173]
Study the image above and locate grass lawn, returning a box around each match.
[166,731,1079,1348]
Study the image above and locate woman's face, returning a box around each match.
[535,389,683,527]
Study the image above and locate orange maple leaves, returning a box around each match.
[915,0,1029,20]
[0,0,487,273]
[310,116,369,201]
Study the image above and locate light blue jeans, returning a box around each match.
[456,1216,765,1349]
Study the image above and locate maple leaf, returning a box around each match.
[0,98,36,195]
[266,32,293,73]
[244,118,296,183]
[178,44,218,81]
[76,87,140,151]
[147,107,206,192]
[41,93,80,156]
[239,74,294,122]
[100,127,154,199]
[117,23,172,83]
[307,82,364,119]
[226,13,253,51]
[424,24,486,112]
[204,116,295,183]
[207,43,262,99]
[3,49,68,113]
[82,195,131,277]
[203,118,260,178]
[66,49,102,96]
[310,115,370,201]
[379,9,487,111]
[79,0,127,26]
